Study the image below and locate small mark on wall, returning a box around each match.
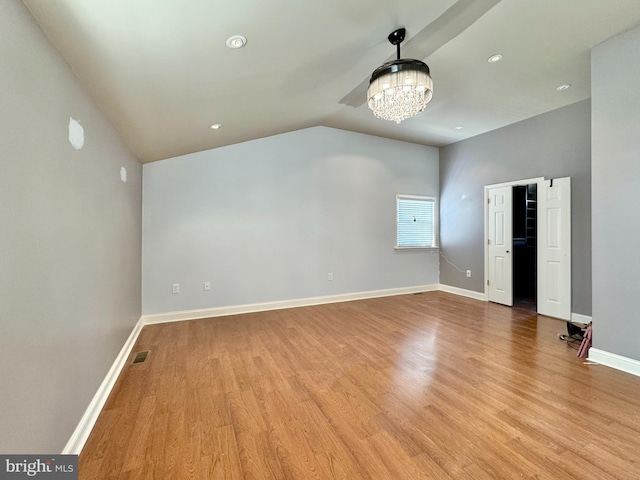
[68,117,84,150]
[120,166,127,183]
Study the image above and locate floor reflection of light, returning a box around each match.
[387,326,439,404]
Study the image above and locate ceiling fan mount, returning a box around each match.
[388,28,406,49]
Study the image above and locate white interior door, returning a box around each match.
[537,177,571,320]
[488,186,513,306]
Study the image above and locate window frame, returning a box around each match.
[395,194,438,250]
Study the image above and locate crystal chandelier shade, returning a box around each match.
[367,28,433,124]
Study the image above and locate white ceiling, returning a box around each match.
[22,0,640,163]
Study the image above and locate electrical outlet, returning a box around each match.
[466,270,471,278]
[204,281,211,291]
[328,272,333,281]
[172,283,180,294]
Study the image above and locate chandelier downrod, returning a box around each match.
[388,28,406,60]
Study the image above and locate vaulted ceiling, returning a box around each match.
[22,0,640,163]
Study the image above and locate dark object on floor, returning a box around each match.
[567,322,584,340]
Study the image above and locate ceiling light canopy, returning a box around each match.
[367,28,433,124]
[487,53,503,63]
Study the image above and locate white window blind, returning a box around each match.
[396,195,437,248]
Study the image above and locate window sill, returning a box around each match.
[395,246,439,250]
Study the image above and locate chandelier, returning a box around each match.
[367,28,433,124]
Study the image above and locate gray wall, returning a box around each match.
[0,1,142,453]
[439,100,592,315]
[592,25,640,361]
[142,126,439,315]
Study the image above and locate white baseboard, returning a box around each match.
[62,316,144,455]
[588,348,640,378]
[438,284,486,301]
[142,284,440,325]
[571,313,592,325]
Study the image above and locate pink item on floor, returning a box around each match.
[577,325,592,358]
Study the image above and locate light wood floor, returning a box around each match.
[80,292,640,479]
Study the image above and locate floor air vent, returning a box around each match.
[132,350,150,364]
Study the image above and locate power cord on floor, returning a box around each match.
[439,250,467,274]
[558,333,582,350]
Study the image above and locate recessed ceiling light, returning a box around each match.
[556,84,572,91]
[209,123,222,130]
[454,125,464,130]
[225,35,247,49]
[487,53,503,63]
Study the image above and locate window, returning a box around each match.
[396,194,437,248]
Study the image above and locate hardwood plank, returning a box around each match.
[79,292,640,479]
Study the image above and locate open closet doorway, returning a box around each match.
[512,184,537,309]
[485,177,572,320]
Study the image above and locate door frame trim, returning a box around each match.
[484,177,544,301]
